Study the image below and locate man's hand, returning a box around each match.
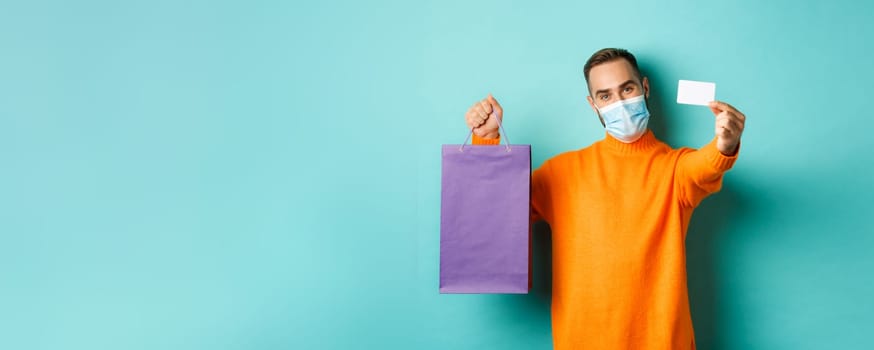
[708,101,746,155]
[465,94,503,139]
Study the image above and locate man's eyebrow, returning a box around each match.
[594,79,637,95]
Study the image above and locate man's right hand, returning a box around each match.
[464,94,503,139]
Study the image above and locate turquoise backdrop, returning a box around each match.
[2,0,872,349]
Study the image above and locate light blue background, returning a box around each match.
[1,0,872,349]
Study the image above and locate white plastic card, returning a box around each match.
[677,80,716,106]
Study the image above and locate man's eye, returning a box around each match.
[624,87,634,93]
[600,94,609,100]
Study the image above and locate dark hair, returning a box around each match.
[583,48,643,86]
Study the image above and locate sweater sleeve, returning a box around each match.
[675,138,739,208]
[472,133,501,145]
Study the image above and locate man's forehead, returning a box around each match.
[588,60,639,92]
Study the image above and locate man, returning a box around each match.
[463,48,745,349]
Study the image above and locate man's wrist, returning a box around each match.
[718,143,739,156]
[480,131,500,139]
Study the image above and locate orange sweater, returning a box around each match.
[474,129,737,350]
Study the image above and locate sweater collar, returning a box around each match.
[602,129,659,155]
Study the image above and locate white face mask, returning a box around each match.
[595,94,650,143]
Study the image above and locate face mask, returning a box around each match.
[595,94,650,143]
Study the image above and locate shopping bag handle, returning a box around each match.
[459,110,511,152]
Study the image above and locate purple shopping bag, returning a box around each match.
[440,115,531,294]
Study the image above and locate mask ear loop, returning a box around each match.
[459,110,511,153]
[594,100,606,127]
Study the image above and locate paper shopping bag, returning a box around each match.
[440,124,531,294]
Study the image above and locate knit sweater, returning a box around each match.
[473,129,738,350]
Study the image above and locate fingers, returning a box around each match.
[475,101,489,125]
[465,112,478,130]
[464,94,504,133]
[465,107,480,130]
[488,93,503,118]
[714,111,745,140]
[709,101,746,141]
[465,100,489,129]
[708,100,734,113]
[715,116,735,136]
[716,113,742,132]
[709,100,746,121]
[708,104,721,116]
[479,99,492,116]
[465,94,504,128]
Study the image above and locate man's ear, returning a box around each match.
[586,95,597,113]
[643,76,650,99]
[587,95,606,127]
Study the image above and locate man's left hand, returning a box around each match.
[708,101,746,156]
